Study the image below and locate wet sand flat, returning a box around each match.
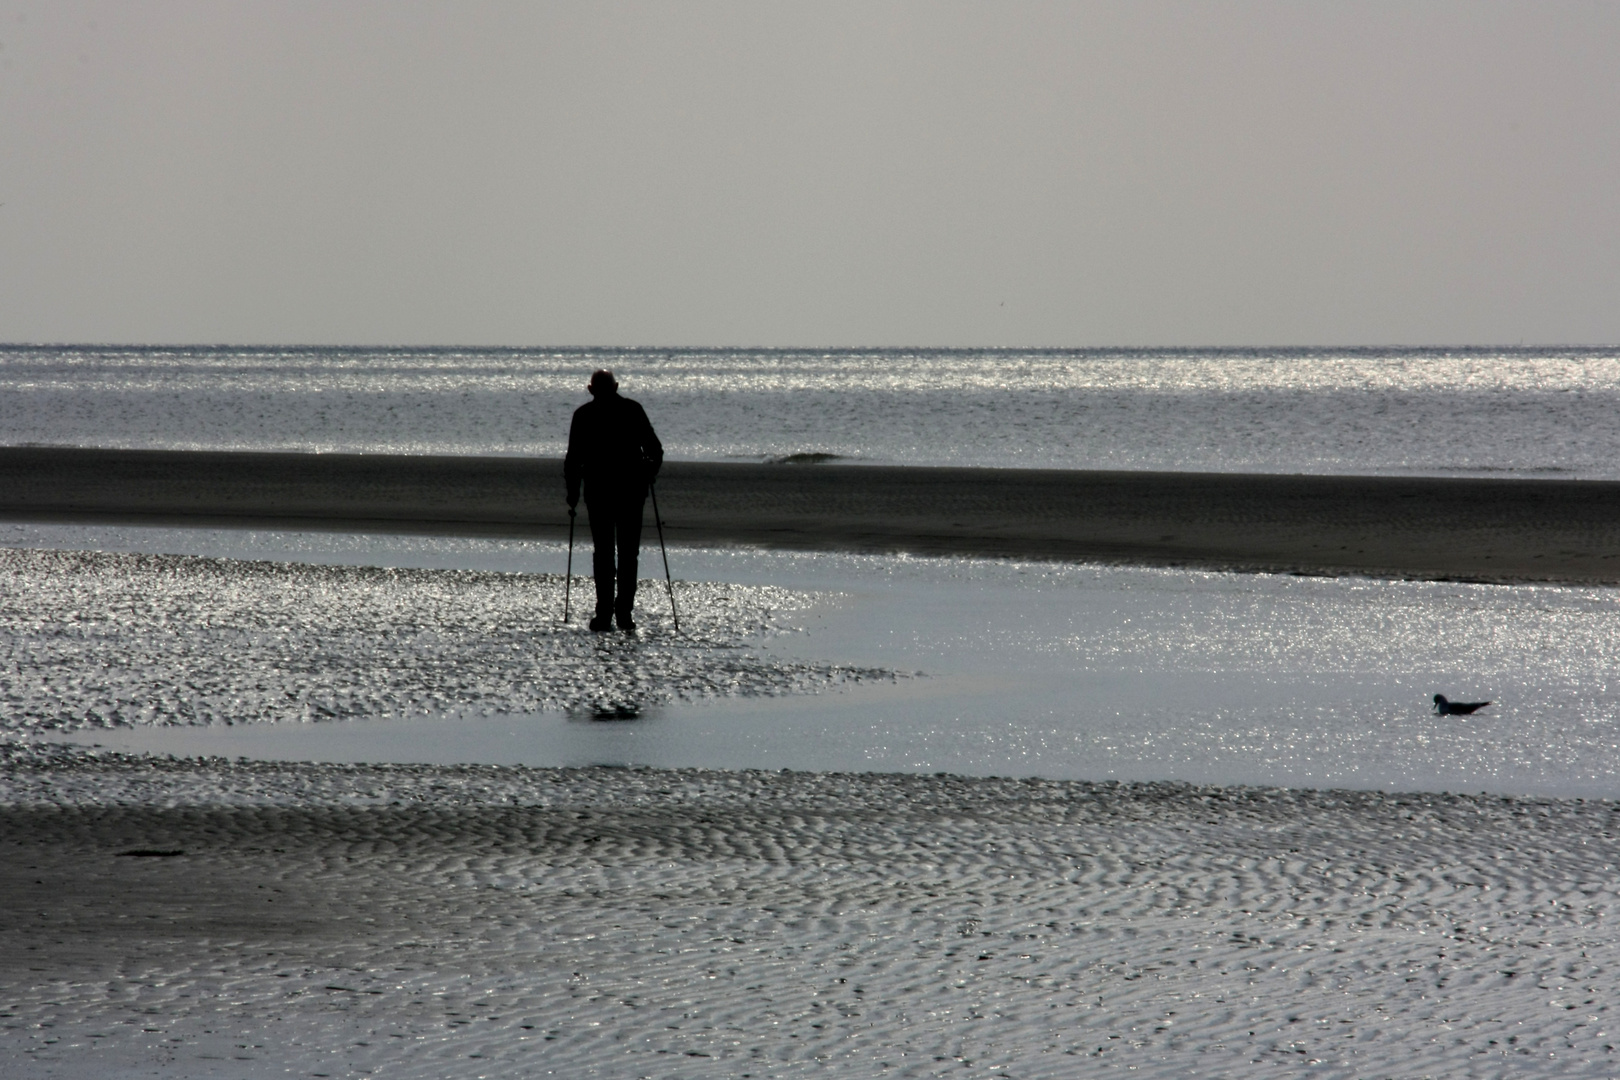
[4,447,1620,583]
[4,750,1619,1077]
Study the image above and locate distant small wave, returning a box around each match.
[1430,464,1575,475]
[765,452,844,465]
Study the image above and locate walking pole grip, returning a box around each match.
[649,480,680,634]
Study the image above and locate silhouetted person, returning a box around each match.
[564,370,663,631]
[1433,694,1491,715]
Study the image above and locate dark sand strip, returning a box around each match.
[3,446,1619,583]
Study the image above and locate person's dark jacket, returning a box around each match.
[563,392,663,506]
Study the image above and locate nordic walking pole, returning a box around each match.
[648,480,680,634]
[563,506,576,623]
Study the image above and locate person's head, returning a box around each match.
[588,369,618,396]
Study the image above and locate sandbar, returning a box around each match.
[4,447,1619,583]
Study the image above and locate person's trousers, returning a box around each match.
[585,487,647,619]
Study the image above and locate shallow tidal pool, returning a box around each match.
[6,521,1617,797]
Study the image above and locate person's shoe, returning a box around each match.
[588,613,613,632]
[615,613,637,632]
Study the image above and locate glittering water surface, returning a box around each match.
[6,345,1620,476]
[0,547,890,729]
[15,523,1620,798]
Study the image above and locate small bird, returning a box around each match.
[1434,694,1491,715]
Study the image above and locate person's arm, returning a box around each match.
[563,409,583,507]
[638,405,663,482]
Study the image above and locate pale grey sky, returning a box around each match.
[0,1,1616,347]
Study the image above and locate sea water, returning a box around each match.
[5,344,1620,476]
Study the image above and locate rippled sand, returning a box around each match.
[4,745,1618,1078]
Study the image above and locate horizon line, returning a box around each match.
[1,341,1615,353]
